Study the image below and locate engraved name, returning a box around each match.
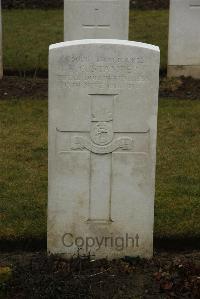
[58,55,145,64]
[55,55,151,90]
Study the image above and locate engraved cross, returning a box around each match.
[190,0,200,8]
[57,94,149,224]
[82,7,110,29]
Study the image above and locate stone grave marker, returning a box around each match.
[64,0,129,41]
[48,40,160,259]
[168,0,200,78]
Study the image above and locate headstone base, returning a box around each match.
[168,65,200,79]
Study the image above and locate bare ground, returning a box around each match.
[0,251,200,299]
[2,0,169,10]
[0,76,200,101]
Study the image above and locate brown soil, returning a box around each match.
[0,76,200,101]
[0,76,48,100]
[0,251,200,299]
[2,0,169,10]
[160,77,200,100]
[130,0,169,10]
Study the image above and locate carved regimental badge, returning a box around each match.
[71,94,133,154]
[90,122,114,146]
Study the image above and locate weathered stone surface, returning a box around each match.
[48,40,160,259]
[168,65,200,79]
[168,0,200,78]
[64,0,129,41]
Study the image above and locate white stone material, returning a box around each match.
[168,0,200,78]
[64,0,129,41]
[48,40,160,259]
[0,0,3,79]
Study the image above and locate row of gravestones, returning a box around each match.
[63,0,200,79]
[0,0,197,260]
[0,0,200,79]
[49,0,200,260]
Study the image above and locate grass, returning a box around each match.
[3,9,63,75]
[130,10,169,70]
[155,100,200,239]
[0,99,47,240]
[0,8,199,244]
[0,98,200,241]
[2,9,169,74]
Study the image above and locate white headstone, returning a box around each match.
[0,0,3,79]
[48,40,160,259]
[168,0,200,78]
[64,0,129,41]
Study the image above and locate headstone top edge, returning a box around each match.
[49,40,160,53]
